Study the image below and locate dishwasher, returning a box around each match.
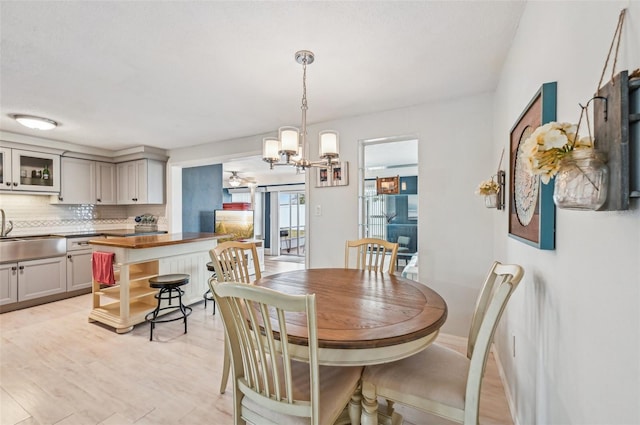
[66,235,105,292]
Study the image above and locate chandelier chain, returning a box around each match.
[301,57,308,111]
[300,55,309,159]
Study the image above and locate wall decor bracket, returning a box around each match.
[497,170,506,210]
[594,70,639,210]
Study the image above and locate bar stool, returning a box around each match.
[145,273,192,341]
[203,261,216,314]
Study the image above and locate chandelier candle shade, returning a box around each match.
[262,50,340,170]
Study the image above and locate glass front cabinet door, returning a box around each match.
[0,149,60,193]
[0,147,10,189]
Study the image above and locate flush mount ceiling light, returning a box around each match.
[228,171,242,187]
[262,50,339,171]
[12,114,58,131]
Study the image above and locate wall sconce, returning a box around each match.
[476,170,505,209]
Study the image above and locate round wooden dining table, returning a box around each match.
[253,268,448,366]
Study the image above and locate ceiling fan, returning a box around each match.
[227,171,255,188]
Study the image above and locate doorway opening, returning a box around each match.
[359,137,418,278]
[278,191,305,259]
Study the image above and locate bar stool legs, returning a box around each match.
[145,274,192,341]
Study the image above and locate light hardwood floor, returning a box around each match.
[0,258,513,425]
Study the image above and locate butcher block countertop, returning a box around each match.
[88,232,228,249]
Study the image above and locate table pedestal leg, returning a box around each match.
[361,381,379,425]
[349,381,363,425]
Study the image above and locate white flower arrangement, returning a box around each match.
[521,121,593,184]
[476,178,500,196]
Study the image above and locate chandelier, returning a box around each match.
[262,50,339,170]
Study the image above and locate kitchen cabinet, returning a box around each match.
[66,236,104,292]
[0,147,11,190]
[59,157,96,204]
[96,162,117,204]
[0,148,60,193]
[58,158,117,205]
[0,256,67,304]
[0,262,18,305]
[117,159,164,205]
[67,250,93,291]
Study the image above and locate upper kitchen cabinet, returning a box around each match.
[58,157,96,204]
[95,162,117,204]
[58,159,117,205]
[0,148,60,193]
[0,147,10,189]
[117,159,164,205]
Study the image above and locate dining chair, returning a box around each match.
[396,236,410,253]
[360,261,524,425]
[396,236,411,269]
[210,240,262,284]
[209,240,262,394]
[345,238,399,274]
[211,281,364,425]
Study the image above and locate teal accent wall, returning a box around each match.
[182,164,223,233]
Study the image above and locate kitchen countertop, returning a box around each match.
[52,229,168,238]
[88,232,228,249]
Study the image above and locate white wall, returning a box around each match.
[493,1,639,424]
[305,93,499,335]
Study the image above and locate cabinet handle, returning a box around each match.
[59,196,63,201]
[5,182,10,186]
[68,255,72,260]
[13,182,18,186]
[11,266,17,271]
[18,266,24,270]
[132,198,137,202]
[97,198,101,202]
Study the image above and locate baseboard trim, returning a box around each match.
[437,332,467,346]
[492,344,520,425]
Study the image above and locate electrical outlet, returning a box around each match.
[315,205,322,216]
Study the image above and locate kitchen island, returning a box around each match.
[88,232,226,333]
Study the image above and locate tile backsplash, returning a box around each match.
[0,194,167,236]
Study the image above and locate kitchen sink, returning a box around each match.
[0,235,66,263]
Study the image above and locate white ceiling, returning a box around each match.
[0,1,526,155]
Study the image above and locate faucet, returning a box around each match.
[1,209,13,237]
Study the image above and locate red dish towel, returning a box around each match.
[92,251,116,286]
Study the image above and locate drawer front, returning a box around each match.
[67,236,105,251]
